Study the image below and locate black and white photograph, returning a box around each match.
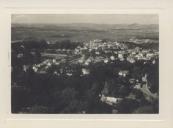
[11,14,159,114]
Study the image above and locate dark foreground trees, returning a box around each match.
[11,39,159,113]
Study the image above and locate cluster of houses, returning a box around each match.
[72,39,158,65]
[30,39,158,79]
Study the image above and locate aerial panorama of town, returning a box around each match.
[11,15,159,114]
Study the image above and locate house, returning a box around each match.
[118,53,124,61]
[100,94,122,106]
[81,68,90,75]
[110,56,115,61]
[104,58,109,63]
[118,70,129,77]
[127,57,135,63]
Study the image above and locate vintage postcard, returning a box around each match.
[0,0,173,128]
[11,14,159,114]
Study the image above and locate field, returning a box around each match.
[12,23,159,43]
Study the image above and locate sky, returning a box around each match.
[12,14,158,24]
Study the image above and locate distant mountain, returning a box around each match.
[12,23,159,43]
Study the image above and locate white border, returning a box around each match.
[0,1,173,127]
[4,8,164,119]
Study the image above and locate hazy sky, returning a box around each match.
[12,14,158,24]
